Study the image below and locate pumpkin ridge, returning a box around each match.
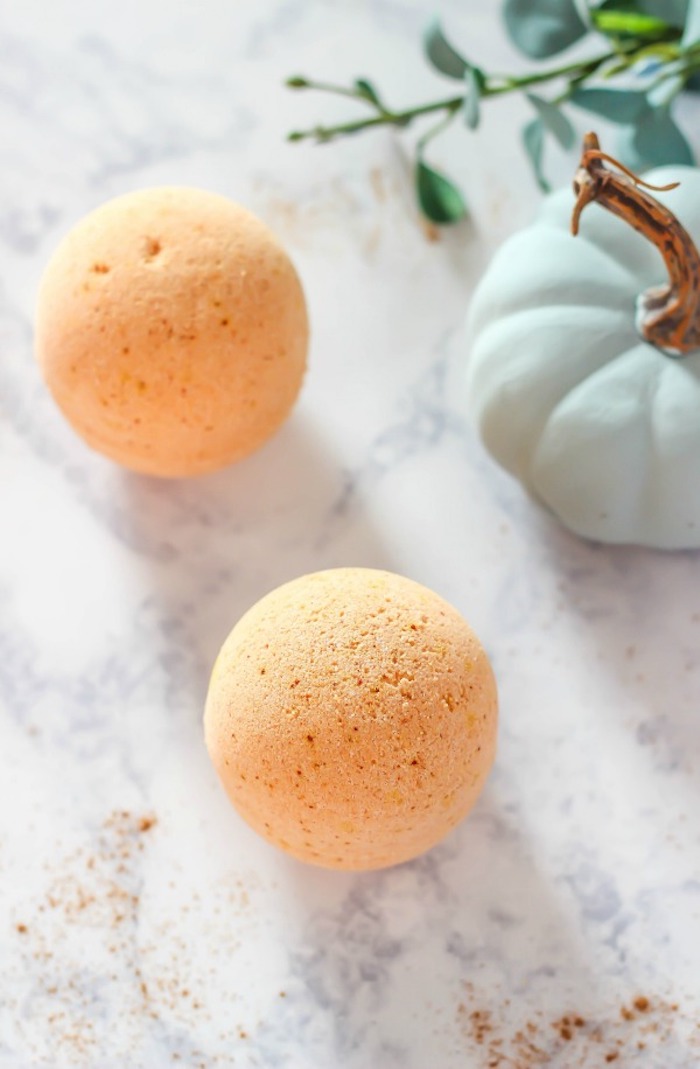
[531,349,673,545]
[641,358,700,541]
[467,235,635,338]
[469,305,636,485]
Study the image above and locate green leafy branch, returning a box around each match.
[286,0,700,223]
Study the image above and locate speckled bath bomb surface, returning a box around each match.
[204,568,498,870]
[35,187,308,476]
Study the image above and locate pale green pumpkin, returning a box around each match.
[467,165,700,550]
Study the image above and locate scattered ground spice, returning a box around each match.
[8,811,264,1065]
[456,983,693,1067]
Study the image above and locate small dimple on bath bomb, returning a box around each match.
[204,568,498,871]
[35,186,308,477]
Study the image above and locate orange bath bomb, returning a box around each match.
[204,568,498,870]
[35,187,308,476]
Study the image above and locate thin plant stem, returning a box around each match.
[416,105,462,152]
[286,35,692,144]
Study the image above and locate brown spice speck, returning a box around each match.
[16,923,28,934]
[633,996,650,1013]
[420,219,440,243]
[143,237,162,259]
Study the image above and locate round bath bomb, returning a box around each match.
[35,187,308,477]
[204,568,498,870]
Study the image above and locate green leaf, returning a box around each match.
[423,19,468,79]
[591,9,672,37]
[526,93,575,149]
[354,78,382,107]
[596,0,688,30]
[682,0,700,43]
[569,86,651,123]
[415,159,467,224]
[463,67,481,130]
[593,0,690,39]
[617,108,695,170]
[503,0,589,59]
[522,118,551,192]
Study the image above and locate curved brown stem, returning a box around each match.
[571,131,700,356]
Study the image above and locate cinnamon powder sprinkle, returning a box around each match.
[9,808,260,1064]
[456,984,691,1067]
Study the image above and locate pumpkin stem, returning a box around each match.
[571,131,700,356]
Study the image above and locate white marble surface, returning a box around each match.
[1,2,699,1066]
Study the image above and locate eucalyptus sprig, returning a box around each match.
[286,0,700,223]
